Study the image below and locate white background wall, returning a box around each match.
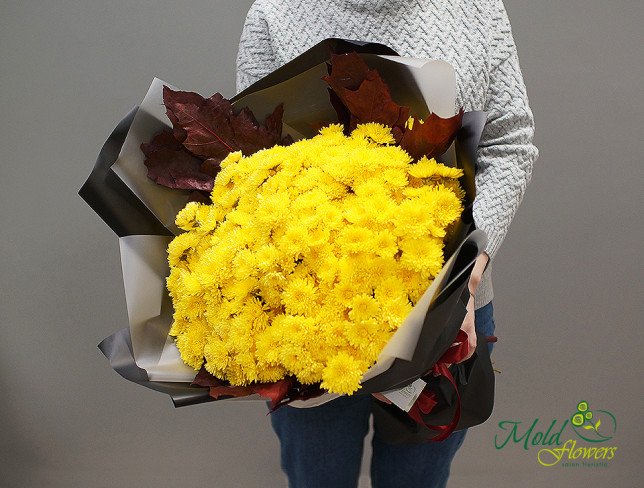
[1,1,642,486]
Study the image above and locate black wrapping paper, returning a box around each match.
[78,106,173,237]
[82,38,494,439]
[98,328,213,407]
[372,332,495,443]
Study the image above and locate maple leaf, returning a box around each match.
[399,110,465,161]
[186,190,212,204]
[140,129,214,191]
[323,52,410,134]
[252,380,294,409]
[192,366,226,388]
[191,367,295,408]
[162,86,290,169]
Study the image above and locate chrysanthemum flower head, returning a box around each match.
[321,352,365,395]
[351,123,396,145]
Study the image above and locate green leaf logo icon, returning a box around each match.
[570,401,616,442]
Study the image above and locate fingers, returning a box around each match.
[465,331,477,360]
[456,295,476,363]
[468,252,489,295]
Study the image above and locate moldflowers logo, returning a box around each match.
[494,401,618,467]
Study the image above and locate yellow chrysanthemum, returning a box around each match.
[318,123,345,139]
[174,201,201,231]
[375,276,409,304]
[428,186,464,227]
[336,226,376,254]
[174,323,210,370]
[408,156,464,180]
[254,327,283,365]
[281,277,319,316]
[219,150,243,169]
[348,294,380,322]
[321,353,365,395]
[399,236,445,275]
[351,123,396,145]
[166,232,201,267]
[166,123,465,395]
[372,231,399,258]
[203,338,230,374]
[380,296,414,329]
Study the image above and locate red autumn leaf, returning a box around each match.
[207,380,293,407]
[324,53,370,131]
[269,383,326,411]
[199,131,293,179]
[209,385,257,400]
[253,379,294,409]
[325,52,371,91]
[399,109,465,160]
[199,158,223,179]
[186,190,212,204]
[323,52,410,133]
[192,366,226,387]
[326,88,351,131]
[191,366,326,409]
[141,129,214,191]
[162,86,289,166]
[192,367,294,407]
[286,383,325,404]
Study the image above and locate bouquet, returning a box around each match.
[81,39,494,442]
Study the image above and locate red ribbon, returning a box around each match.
[407,329,470,441]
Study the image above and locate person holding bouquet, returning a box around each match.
[235,1,538,486]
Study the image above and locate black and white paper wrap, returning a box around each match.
[80,40,493,431]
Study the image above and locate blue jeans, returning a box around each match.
[270,302,496,488]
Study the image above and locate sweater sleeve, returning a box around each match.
[236,2,279,94]
[472,1,539,260]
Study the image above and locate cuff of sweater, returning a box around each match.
[474,266,493,310]
[479,225,505,262]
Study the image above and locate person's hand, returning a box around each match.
[456,251,489,363]
[457,293,477,363]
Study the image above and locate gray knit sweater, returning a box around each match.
[236,0,538,309]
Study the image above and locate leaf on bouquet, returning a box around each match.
[323,52,410,135]
[399,110,464,161]
[192,366,226,388]
[140,129,214,191]
[253,380,294,409]
[162,86,291,173]
[186,190,212,204]
[192,367,294,409]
